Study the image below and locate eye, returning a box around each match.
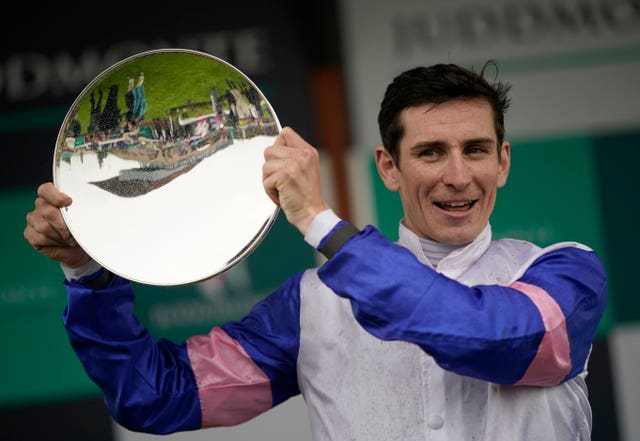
[418,148,437,158]
[467,145,488,155]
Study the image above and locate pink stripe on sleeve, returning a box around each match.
[187,327,272,427]
[510,281,572,386]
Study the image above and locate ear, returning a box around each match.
[497,141,511,188]
[375,145,400,192]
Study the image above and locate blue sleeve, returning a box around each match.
[317,226,607,385]
[221,271,303,406]
[62,275,201,434]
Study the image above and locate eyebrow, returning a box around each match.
[410,137,497,151]
[464,137,497,147]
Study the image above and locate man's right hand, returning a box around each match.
[262,127,329,236]
[24,182,91,269]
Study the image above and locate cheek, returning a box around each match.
[482,179,500,212]
[402,175,426,201]
[397,174,423,208]
[479,166,505,192]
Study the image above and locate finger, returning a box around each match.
[262,149,288,178]
[24,217,63,249]
[25,212,89,268]
[36,183,76,244]
[31,198,77,246]
[275,126,295,146]
[261,173,281,207]
[26,206,63,246]
[37,182,72,208]
[274,126,310,149]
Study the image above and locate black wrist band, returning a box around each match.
[319,222,360,259]
[86,269,113,290]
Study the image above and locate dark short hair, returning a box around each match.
[378,60,511,165]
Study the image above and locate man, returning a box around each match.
[24,62,607,440]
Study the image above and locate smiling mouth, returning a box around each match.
[434,200,477,211]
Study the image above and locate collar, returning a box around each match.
[397,222,493,278]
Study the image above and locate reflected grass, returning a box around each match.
[73,51,249,131]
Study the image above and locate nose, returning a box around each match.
[441,153,471,190]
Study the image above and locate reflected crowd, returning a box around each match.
[59,74,278,171]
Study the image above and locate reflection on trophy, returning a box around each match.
[54,49,280,286]
[58,55,278,198]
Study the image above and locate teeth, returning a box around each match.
[444,201,470,207]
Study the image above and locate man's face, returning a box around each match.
[376,99,510,245]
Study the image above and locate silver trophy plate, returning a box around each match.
[54,48,280,286]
